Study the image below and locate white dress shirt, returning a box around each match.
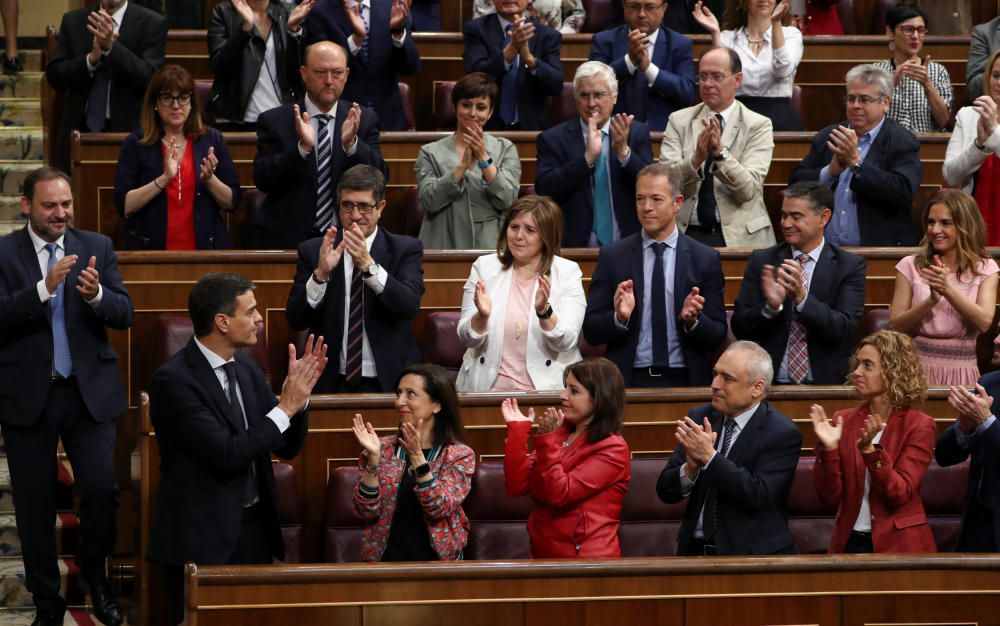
[27,226,103,307]
[623,28,661,87]
[721,26,803,98]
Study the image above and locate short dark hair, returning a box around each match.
[395,363,466,447]
[886,3,926,30]
[452,72,499,110]
[23,167,71,201]
[564,357,625,444]
[188,273,255,338]
[336,164,386,204]
[636,162,684,200]
[783,181,834,213]
[496,195,563,276]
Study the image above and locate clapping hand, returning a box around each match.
[690,1,720,34]
[614,279,635,325]
[292,104,315,152]
[232,0,254,31]
[399,419,426,460]
[974,95,999,143]
[919,255,949,302]
[288,0,317,31]
[761,264,787,311]
[857,413,885,453]
[947,384,993,434]
[627,28,650,71]
[609,113,633,161]
[45,254,78,296]
[809,404,842,451]
[87,9,117,54]
[501,398,535,423]
[826,125,860,173]
[679,287,704,325]
[352,413,381,457]
[775,258,807,305]
[344,0,367,46]
[277,334,329,417]
[675,416,717,474]
[536,407,564,434]
[473,280,492,318]
[316,227,348,279]
[199,146,218,182]
[341,103,362,151]
[163,140,180,181]
[75,256,100,301]
[585,111,603,167]
[389,0,410,32]
[534,274,551,314]
[771,0,790,22]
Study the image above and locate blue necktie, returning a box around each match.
[650,242,668,367]
[45,243,73,377]
[499,23,519,126]
[313,114,334,231]
[592,131,613,246]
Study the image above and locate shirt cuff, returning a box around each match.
[363,265,387,295]
[680,464,698,494]
[306,276,328,307]
[795,294,808,312]
[624,53,637,75]
[391,30,406,46]
[86,54,99,73]
[86,284,103,308]
[344,136,359,156]
[958,415,998,446]
[37,278,53,303]
[617,148,631,166]
[288,26,303,38]
[348,34,362,55]
[298,142,311,159]
[819,166,835,187]
[267,406,291,433]
[614,313,629,330]
[644,62,660,86]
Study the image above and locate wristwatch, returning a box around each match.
[536,303,554,319]
[849,161,863,175]
[311,271,328,285]
[362,262,380,279]
[478,156,494,170]
[715,146,730,161]
[763,302,784,316]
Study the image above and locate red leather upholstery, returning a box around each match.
[854,308,891,343]
[274,461,305,563]
[420,311,464,379]
[433,81,457,131]
[463,461,534,560]
[920,458,969,552]
[323,466,366,562]
[151,315,271,384]
[789,457,838,554]
[398,81,416,131]
[548,82,577,126]
[618,458,685,557]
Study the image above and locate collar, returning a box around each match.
[725,401,760,431]
[27,225,66,255]
[364,225,378,248]
[498,14,514,31]
[707,99,739,126]
[791,237,825,264]
[109,1,128,26]
[642,224,679,248]
[577,117,612,135]
[193,336,235,371]
[645,28,659,47]
[855,115,887,143]
[738,25,771,43]
[305,94,337,117]
[349,0,371,10]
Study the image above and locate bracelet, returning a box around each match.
[477,156,493,170]
[152,178,164,190]
[364,463,381,474]
[413,462,431,476]
[536,303,554,319]
[975,139,990,153]
[312,271,328,285]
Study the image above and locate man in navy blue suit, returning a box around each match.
[462,0,564,130]
[589,0,697,132]
[305,0,420,130]
[582,162,727,388]
[536,61,652,247]
[286,164,424,393]
[0,167,133,626]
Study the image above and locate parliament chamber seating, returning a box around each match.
[150,314,271,382]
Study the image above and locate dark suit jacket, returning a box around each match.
[114,128,241,250]
[462,14,563,131]
[252,99,388,249]
[0,227,133,427]
[45,2,167,173]
[731,242,866,385]
[535,117,652,247]
[657,401,803,555]
[285,228,424,392]
[935,370,1000,551]
[305,1,420,131]
[582,230,727,386]
[602,0,726,34]
[147,339,308,565]
[788,119,923,246]
[967,16,1000,99]
[589,25,696,132]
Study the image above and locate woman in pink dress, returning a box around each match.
[889,189,999,385]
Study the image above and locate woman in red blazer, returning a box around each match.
[811,330,937,553]
[502,357,631,558]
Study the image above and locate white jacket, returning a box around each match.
[455,254,586,392]
[943,105,1000,192]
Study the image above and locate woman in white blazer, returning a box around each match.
[456,196,586,392]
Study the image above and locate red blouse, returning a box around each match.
[164,140,196,250]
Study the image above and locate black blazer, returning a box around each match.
[731,242,867,385]
[45,2,167,173]
[535,117,652,247]
[0,227,133,427]
[285,228,425,392]
[582,230,727,386]
[252,99,388,249]
[114,128,241,250]
[462,14,564,131]
[657,401,803,555]
[935,369,1000,551]
[147,338,308,566]
[788,118,923,246]
[207,1,302,123]
[304,0,420,131]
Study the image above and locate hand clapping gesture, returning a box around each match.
[585,111,603,167]
[614,279,635,325]
[948,384,994,434]
[974,95,999,145]
[316,227,348,280]
[826,125,860,175]
[399,418,427,462]
[277,334,329,417]
[473,280,492,319]
[609,113,633,162]
[501,398,535,423]
[690,1,720,35]
[761,264,788,310]
[344,0,367,46]
[232,0,255,31]
[288,0,317,31]
[626,28,650,71]
[163,140,180,182]
[292,104,315,152]
[536,407,564,434]
[352,413,381,457]
[918,255,949,303]
[856,413,885,453]
[534,274,551,315]
[199,146,218,182]
[675,416,717,475]
[809,404,842,451]
[770,0,791,22]
[75,256,101,301]
[679,287,704,325]
[45,254,78,297]
[389,0,411,31]
[341,103,362,151]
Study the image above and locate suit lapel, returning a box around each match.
[630,234,645,321]
[807,243,836,311]
[653,27,668,67]
[184,339,244,432]
[486,15,504,53]
[673,232,690,314]
[725,402,766,466]
[62,229,82,323]
[566,121,594,207]
[14,227,42,284]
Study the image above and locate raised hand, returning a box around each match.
[534,274,551,313]
[675,416,717,468]
[693,118,715,169]
[45,254,78,296]
[316,227,347,279]
[231,0,255,30]
[857,413,885,453]
[199,146,218,182]
[691,0,720,34]
[626,28,650,71]
[288,0,317,31]
[974,95,999,139]
[277,334,329,417]
[761,264,787,310]
[389,0,411,31]
[679,287,704,324]
[74,256,100,301]
[771,0,791,22]
[341,103,362,151]
[352,413,381,457]
[501,398,535,423]
[536,407,564,434]
[163,140,180,181]
[473,280,492,318]
[609,113,633,161]
[947,384,994,434]
[809,404,842,451]
[614,279,635,324]
[344,0,367,46]
[399,419,425,458]
[293,104,315,152]
[585,111,603,166]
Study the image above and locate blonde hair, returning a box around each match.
[914,188,989,280]
[849,330,927,409]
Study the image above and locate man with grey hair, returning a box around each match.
[657,340,802,556]
[789,63,923,247]
[536,60,653,247]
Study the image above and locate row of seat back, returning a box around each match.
[322,455,967,562]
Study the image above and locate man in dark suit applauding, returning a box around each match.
[0,167,133,626]
[463,0,564,130]
[253,40,388,249]
[147,273,328,626]
[286,164,424,393]
[657,341,802,556]
[582,162,727,387]
[732,181,866,385]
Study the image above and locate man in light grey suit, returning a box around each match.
[968,16,1000,101]
[659,47,774,248]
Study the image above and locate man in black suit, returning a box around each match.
[0,167,133,626]
[147,273,328,626]
[937,377,1000,552]
[535,60,652,247]
[462,0,564,130]
[45,0,167,174]
[582,162,727,387]
[732,181,866,385]
[286,164,424,393]
[305,0,421,130]
[788,63,923,247]
[657,340,802,556]
[253,40,388,249]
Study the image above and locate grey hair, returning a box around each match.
[726,340,774,392]
[636,162,685,201]
[845,64,893,99]
[573,61,618,98]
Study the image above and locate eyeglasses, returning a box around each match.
[897,25,928,37]
[575,90,611,101]
[157,92,192,106]
[697,72,733,83]
[623,1,664,13]
[339,200,377,215]
[843,95,884,105]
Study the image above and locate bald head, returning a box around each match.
[301,41,350,112]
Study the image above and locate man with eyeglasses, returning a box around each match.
[789,64,923,247]
[286,164,425,393]
[45,0,167,174]
[253,41,388,249]
[535,61,653,247]
[590,0,696,132]
[659,47,774,247]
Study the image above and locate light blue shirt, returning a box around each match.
[819,116,886,246]
[581,118,631,246]
[630,227,684,368]
[954,415,996,447]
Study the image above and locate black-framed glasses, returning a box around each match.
[339,200,377,215]
[897,25,928,37]
[158,92,192,106]
[843,95,883,105]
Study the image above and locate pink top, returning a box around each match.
[491,273,534,392]
[896,255,999,340]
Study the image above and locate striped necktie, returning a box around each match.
[313,114,334,232]
[786,254,812,383]
[360,2,371,63]
[702,417,736,540]
[345,266,365,385]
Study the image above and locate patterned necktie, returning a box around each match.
[45,243,73,377]
[499,23,519,126]
[703,417,736,541]
[360,2,371,64]
[786,253,811,383]
[345,266,365,385]
[650,241,668,367]
[696,113,725,228]
[313,114,334,232]
[222,362,258,506]
[592,130,613,245]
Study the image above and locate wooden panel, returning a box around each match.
[685,596,840,626]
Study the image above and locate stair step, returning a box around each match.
[0,127,44,161]
[0,557,84,608]
[11,51,42,73]
[0,161,45,194]
[0,100,42,127]
[0,73,43,99]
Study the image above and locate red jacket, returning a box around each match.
[504,421,631,558]
[814,405,937,553]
